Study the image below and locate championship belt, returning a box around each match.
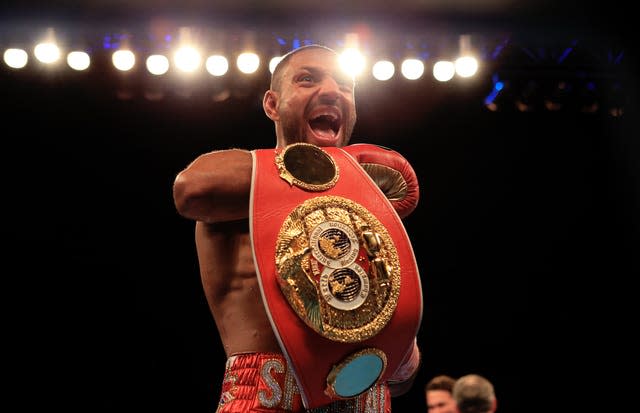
[250,143,422,409]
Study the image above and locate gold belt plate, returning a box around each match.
[275,195,400,343]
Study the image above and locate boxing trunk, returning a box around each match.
[250,143,422,409]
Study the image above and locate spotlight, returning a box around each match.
[3,48,28,69]
[544,81,572,111]
[67,51,91,71]
[433,60,455,82]
[401,58,424,80]
[577,81,600,113]
[206,55,229,77]
[112,49,135,72]
[605,80,625,117]
[515,80,541,112]
[236,52,260,74]
[372,60,395,81]
[484,74,514,112]
[34,42,61,64]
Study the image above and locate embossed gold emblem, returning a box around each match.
[275,195,400,343]
[275,143,339,191]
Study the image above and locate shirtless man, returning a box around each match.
[173,44,421,412]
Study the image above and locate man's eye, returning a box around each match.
[299,75,313,82]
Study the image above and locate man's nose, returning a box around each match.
[318,77,341,102]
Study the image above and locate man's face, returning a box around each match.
[427,389,458,413]
[269,47,356,148]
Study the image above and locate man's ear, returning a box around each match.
[263,90,279,121]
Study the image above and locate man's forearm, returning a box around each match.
[173,148,253,223]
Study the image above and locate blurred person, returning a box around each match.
[425,374,457,413]
[173,44,422,412]
[452,374,497,413]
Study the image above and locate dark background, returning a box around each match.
[3,2,637,412]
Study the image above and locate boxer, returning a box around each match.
[173,44,422,413]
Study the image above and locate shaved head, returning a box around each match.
[270,44,338,92]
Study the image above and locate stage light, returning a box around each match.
[146,54,169,75]
[371,60,394,81]
[544,81,572,111]
[339,47,366,77]
[32,27,62,66]
[206,55,229,76]
[3,48,28,69]
[484,74,515,112]
[515,79,541,112]
[454,56,478,78]
[484,80,504,111]
[338,32,366,78]
[401,58,424,80]
[67,51,90,71]
[433,60,455,82]
[578,81,599,113]
[455,34,479,78]
[174,46,202,73]
[34,42,61,64]
[606,80,625,117]
[112,49,135,71]
[269,56,282,74]
[237,52,260,74]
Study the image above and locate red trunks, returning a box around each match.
[215,352,391,413]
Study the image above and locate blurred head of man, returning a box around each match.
[425,375,458,413]
[452,374,497,413]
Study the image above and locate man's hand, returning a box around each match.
[342,144,420,219]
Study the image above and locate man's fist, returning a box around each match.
[342,143,419,219]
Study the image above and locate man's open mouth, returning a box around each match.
[309,113,340,138]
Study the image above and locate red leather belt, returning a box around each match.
[250,143,422,409]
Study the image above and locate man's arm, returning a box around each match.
[173,149,253,223]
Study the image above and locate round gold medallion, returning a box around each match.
[275,143,339,191]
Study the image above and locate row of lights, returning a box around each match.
[4,38,624,115]
[2,40,480,82]
[482,73,626,116]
